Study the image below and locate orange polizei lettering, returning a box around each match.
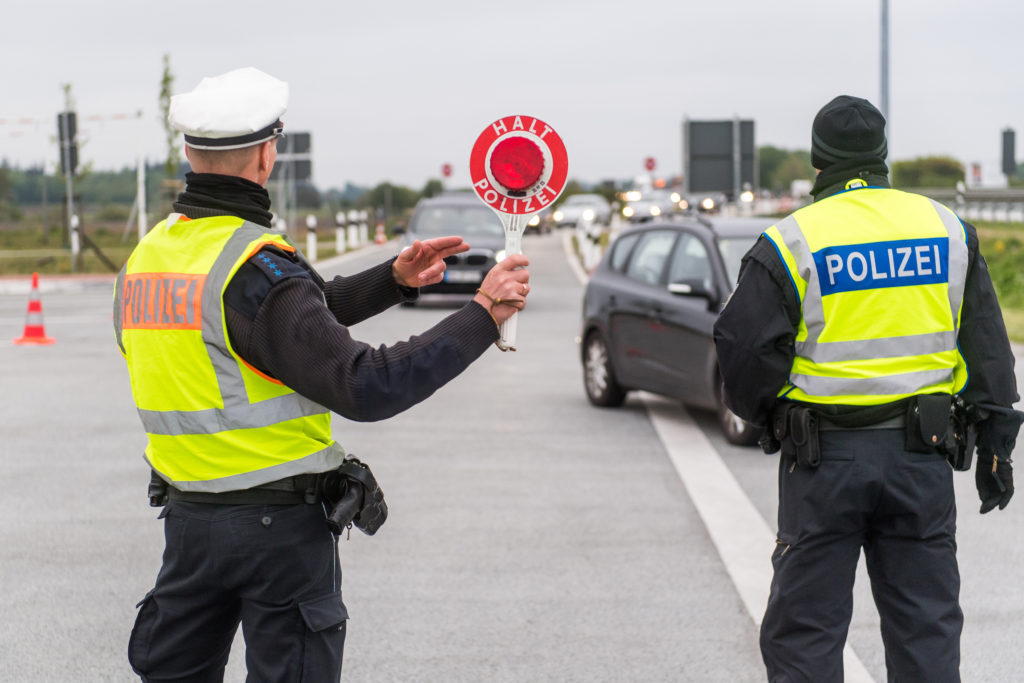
[122,273,205,330]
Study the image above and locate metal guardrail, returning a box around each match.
[733,188,1024,224]
[894,187,1024,224]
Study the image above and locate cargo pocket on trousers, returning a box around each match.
[128,589,157,676]
[298,592,348,681]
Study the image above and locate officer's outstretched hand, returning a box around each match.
[975,453,1014,513]
[393,236,470,287]
[474,255,530,325]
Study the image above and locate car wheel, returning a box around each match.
[717,390,761,447]
[583,332,626,407]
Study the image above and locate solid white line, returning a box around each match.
[566,234,874,680]
[642,395,875,683]
[561,230,590,284]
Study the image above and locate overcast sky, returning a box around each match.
[2,1,1020,190]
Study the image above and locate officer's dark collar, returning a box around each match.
[174,172,275,228]
[811,156,890,201]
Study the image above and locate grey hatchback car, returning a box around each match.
[399,193,507,300]
[579,216,773,446]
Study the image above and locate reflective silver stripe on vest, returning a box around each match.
[202,224,267,408]
[113,265,126,355]
[773,214,827,335]
[794,330,958,364]
[136,222,329,435]
[790,367,954,398]
[926,197,969,336]
[149,441,347,493]
[137,392,329,435]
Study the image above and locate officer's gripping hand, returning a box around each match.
[474,255,530,326]
[975,453,1014,514]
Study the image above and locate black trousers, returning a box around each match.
[760,428,962,683]
[129,501,348,682]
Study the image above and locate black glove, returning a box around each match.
[975,454,1014,514]
[759,427,781,455]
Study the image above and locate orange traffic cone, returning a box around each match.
[14,272,56,345]
[374,223,386,245]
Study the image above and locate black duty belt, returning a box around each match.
[167,473,322,505]
[818,414,906,431]
[778,399,910,432]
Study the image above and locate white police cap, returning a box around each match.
[169,67,288,150]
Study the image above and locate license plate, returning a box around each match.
[444,270,482,283]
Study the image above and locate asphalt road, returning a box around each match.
[0,231,1021,682]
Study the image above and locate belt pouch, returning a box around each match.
[788,407,820,468]
[905,394,951,453]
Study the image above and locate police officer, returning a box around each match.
[713,95,1022,682]
[114,68,532,681]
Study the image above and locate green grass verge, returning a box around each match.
[974,223,1024,340]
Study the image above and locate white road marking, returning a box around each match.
[562,230,590,284]
[643,395,875,683]
[564,233,874,681]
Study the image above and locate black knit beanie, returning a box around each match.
[811,95,887,171]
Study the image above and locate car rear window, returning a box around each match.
[667,233,711,285]
[609,233,641,272]
[624,231,678,285]
[718,236,758,285]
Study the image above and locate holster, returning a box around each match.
[905,394,977,471]
[148,470,169,507]
[945,396,978,471]
[905,394,951,453]
[320,455,388,536]
[774,404,821,468]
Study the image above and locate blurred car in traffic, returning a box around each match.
[686,191,728,214]
[396,193,506,302]
[579,215,773,445]
[526,207,553,235]
[621,190,677,223]
[553,193,612,227]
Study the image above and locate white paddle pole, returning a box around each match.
[496,213,526,351]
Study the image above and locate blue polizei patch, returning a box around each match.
[813,237,949,295]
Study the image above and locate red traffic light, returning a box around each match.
[645,156,656,171]
[489,136,544,191]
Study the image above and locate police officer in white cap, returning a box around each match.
[115,67,532,681]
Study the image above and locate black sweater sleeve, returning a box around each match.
[321,258,417,327]
[224,252,499,422]
[713,237,799,427]
[956,222,1023,458]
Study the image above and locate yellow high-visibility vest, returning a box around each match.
[113,214,344,492]
[762,186,969,405]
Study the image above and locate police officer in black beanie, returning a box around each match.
[714,95,1021,682]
